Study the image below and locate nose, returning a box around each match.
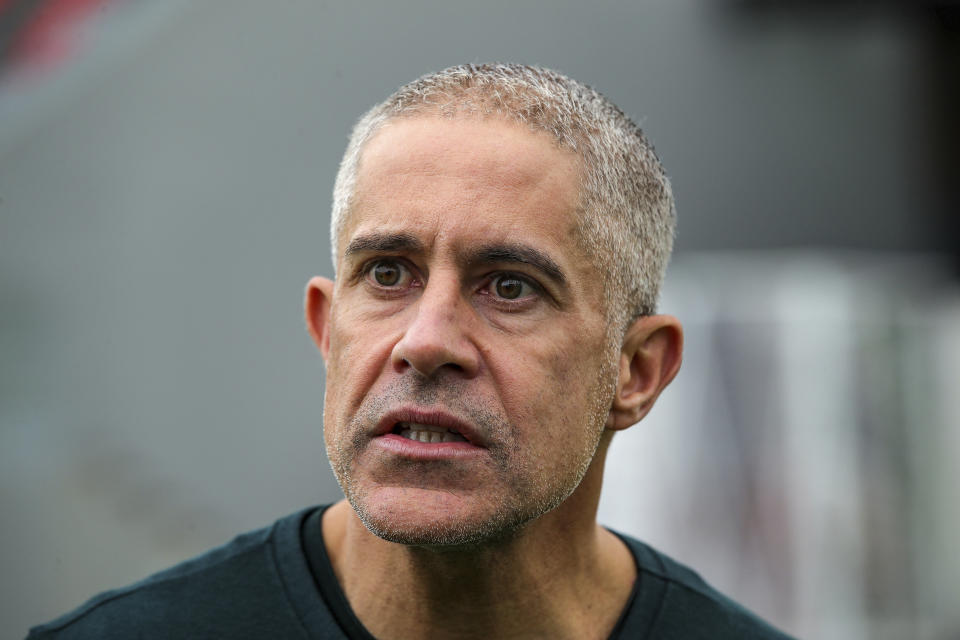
[391,276,480,379]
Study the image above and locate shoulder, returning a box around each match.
[26,509,316,640]
[614,532,795,639]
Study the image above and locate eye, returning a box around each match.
[365,259,411,288]
[489,274,536,300]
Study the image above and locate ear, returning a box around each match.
[607,315,683,431]
[305,276,335,361]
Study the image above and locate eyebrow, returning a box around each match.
[468,244,567,287]
[344,232,424,256]
[343,233,567,287]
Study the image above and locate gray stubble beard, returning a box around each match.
[325,367,615,550]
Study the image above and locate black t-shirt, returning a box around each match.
[28,506,794,639]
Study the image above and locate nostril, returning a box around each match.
[400,356,465,375]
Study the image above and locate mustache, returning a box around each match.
[349,375,511,444]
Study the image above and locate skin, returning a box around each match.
[306,116,683,639]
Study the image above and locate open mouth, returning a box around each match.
[393,422,469,444]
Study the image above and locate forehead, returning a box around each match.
[343,116,585,260]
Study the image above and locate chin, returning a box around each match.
[347,486,535,549]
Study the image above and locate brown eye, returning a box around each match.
[494,276,528,299]
[371,261,402,286]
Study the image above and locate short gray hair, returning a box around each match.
[330,63,675,329]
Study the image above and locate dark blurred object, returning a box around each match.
[731,0,960,10]
[927,4,960,277]
[727,0,960,276]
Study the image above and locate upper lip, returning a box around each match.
[374,406,486,447]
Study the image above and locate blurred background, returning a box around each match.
[2,1,958,638]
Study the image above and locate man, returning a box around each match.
[29,64,791,639]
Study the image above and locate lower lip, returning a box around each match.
[372,433,485,460]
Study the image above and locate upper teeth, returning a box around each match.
[398,422,467,444]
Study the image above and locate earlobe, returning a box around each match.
[608,315,683,431]
[305,276,335,360]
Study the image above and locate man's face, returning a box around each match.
[318,116,618,546]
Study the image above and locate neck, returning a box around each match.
[320,433,636,640]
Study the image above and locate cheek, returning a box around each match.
[497,334,612,443]
[558,339,616,426]
[324,308,397,416]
